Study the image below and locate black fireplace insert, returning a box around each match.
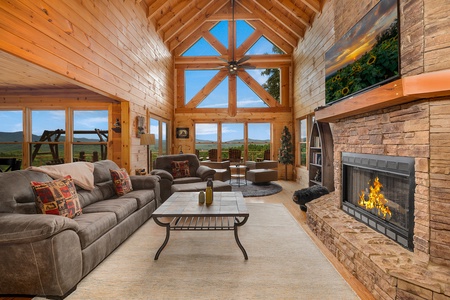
[342,152,415,250]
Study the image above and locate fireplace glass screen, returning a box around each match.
[342,152,415,250]
[345,167,410,231]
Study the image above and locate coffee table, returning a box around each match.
[152,191,249,260]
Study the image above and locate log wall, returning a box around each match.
[0,0,173,171]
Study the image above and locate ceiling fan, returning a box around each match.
[218,0,254,75]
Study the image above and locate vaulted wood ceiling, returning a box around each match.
[0,0,322,91]
[147,0,323,54]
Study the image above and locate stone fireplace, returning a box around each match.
[342,152,415,250]
[306,98,450,299]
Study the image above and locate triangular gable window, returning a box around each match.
[182,38,220,56]
[210,21,228,48]
[197,79,228,108]
[185,70,219,104]
[246,36,285,55]
[236,21,254,48]
[237,77,268,108]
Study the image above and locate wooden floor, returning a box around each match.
[2,180,374,300]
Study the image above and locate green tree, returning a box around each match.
[261,46,283,102]
[278,126,294,180]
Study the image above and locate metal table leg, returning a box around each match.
[234,216,249,260]
[153,217,171,260]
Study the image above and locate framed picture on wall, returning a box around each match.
[176,127,189,139]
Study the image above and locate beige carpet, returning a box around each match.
[37,203,359,300]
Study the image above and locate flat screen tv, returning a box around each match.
[325,0,400,105]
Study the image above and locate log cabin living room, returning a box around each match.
[0,0,449,299]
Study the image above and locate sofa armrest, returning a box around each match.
[196,165,216,181]
[130,174,160,190]
[0,213,79,245]
[150,169,174,182]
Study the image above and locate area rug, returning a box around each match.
[231,181,282,197]
[35,204,359,300]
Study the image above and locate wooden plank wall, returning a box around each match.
[0,0,173,171]
[292,0,450,186]
[292,0,334,184]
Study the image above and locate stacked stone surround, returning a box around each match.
[307,98,450,299]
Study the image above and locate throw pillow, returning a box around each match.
[171,160,190,178]
[31,175,82,219]
[110,168,133,196]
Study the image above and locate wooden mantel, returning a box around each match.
[315,69,450,122]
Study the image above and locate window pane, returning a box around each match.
[248,123,270,161]
[185,70,220,104]
[236,21,254,48]
[197,79,228,108]
[0,110,23,164]
[300,118,307,166]
[222,123,243,160]
[195,123,217,160]
[237,77,268,108]
[150,118,162,158]
[73,144,106,162]
[73,110,108,162]
[73,110,108,140]
[30,143,65,166]
[31,110,65,165]
[210,21,228,48]
[182,38,220,56]
[162,122,168,155]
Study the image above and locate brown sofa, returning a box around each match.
[151,154,217,202]
[0,160,160,299]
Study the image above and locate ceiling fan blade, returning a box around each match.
[236,55,251,64]
[217,56,229,63]
[239,64,256,69]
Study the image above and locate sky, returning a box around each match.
[325,0,397,76]
[1,20,278,142]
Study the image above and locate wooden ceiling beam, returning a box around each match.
[239,1,298,47]
[299,0,321,14]
[252,0,305,38]
[276,0,311,27]
[235,29,263,59]
[163,0,222,43]
[172,22,217,56]
[147,0,171,19]
[154,0,190,33]
[175,54,292,67]
[247,20,294,53]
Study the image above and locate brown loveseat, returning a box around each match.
[151,154,217,202]
[0,160,160,299]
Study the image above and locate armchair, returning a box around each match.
[151,154,216,202]
[228,148,242,163]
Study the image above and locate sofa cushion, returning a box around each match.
[73,212,117,249]
[31,176,82,219]
[76,187,105,208]
[173,177,202,184]
[171,160,190,178]
[110,168,133,196]
[123,190,155,209]
[93,160,120,184]
[81,198,137,223]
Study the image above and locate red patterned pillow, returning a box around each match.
[171,160,191,178]
[31,175,82,219]
[110,168,133,196]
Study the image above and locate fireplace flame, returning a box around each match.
[358,177,391,219]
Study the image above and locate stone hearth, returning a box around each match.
[307,99,450,299]
[307,193,449,300]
